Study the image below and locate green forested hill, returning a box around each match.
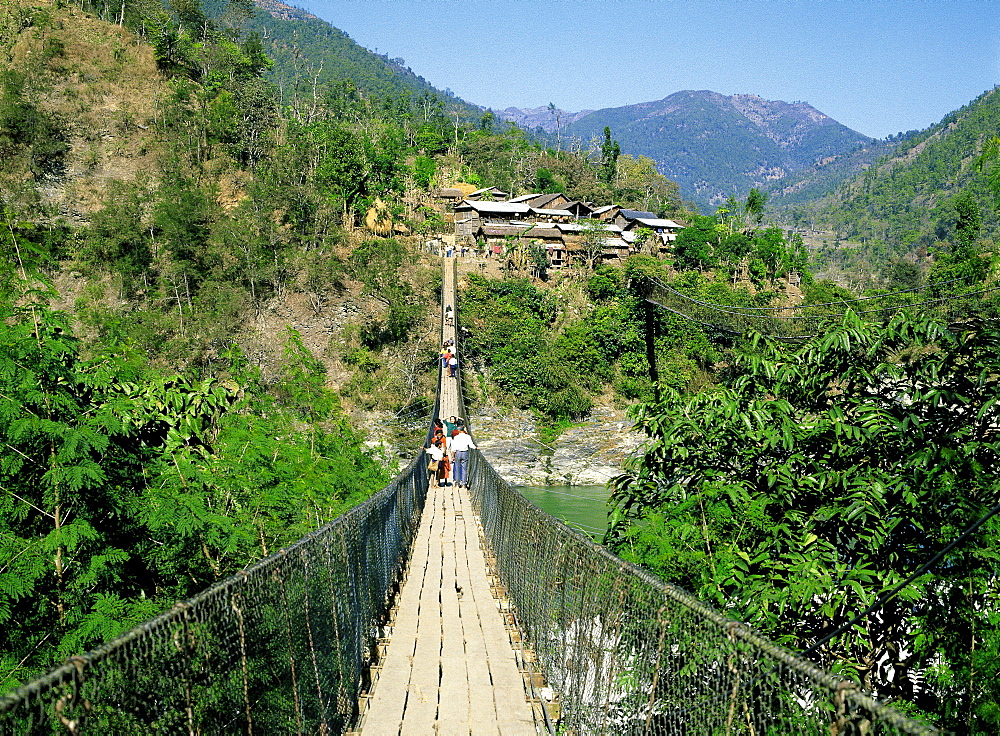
[805,86,1000,258]
[244,0,482,119]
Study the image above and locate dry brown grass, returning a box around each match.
[3,0,169,218]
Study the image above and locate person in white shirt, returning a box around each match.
[449,429,476,488]
[425,439,447,487]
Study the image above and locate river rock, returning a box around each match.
[472,405,645,486]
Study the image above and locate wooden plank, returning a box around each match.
[401,484,445,733]
[454,506,501,735]
[437,486,471,734]
[362,258,536,735]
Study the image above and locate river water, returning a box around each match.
[515,485,610,539]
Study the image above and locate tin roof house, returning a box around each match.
[453,200,531,236]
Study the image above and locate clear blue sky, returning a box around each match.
[292,0,1000,139]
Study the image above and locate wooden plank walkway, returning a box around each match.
[359,258,537,735]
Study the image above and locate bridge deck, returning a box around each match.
[359,259,537,735]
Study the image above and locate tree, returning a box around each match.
[975,135,1000,205]
[413,155,435,190]
[576,218,611,270]
[600,126,620,186]
[609,312,1000,729]
[753,226,790,285]
[153,176,214,310]
[535,167,562,194]
[614,155,684,217]
[479,110,495,133]
[672,215,718,270]
[547,102,563,152]
[744,187,768,229]
[886,259,922,290]
[79,181,152,286]
[928,192,993,295]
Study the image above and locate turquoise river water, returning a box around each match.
[515,485,610,539]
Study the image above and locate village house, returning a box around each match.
[616,213,682,253]
[628,216,682,239]
[544,244,569,270]
[473,223,564,252]
[524,192,571,210]
[431,187,465,205]
[453,200,531,236]
[612,209,656,229]
[559,200,594,219]
[528,207,574,223]
[601,237,631,263]
[590,204,621,222]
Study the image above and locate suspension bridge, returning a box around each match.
[0,259,939,735]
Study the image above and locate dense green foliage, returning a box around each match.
[609,312,1000,731]
[672,201,809,284]
[0,0,423,689]
[0,257,391,692]
[458,255,797,421]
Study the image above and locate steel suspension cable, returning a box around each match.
[649,276,1000,320]
[649,274,974,311]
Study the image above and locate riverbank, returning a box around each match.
[472,404,644,486]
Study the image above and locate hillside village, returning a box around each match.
[427,185,683,273]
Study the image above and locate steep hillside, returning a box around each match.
[562,90,871,211]
[245,0,481,118]
[0,0,168,220]
[765,137,896,208]
[809,86,1000,252]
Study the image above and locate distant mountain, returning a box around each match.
[497,106,595,133]
[560,90,872,211]
[245,0,481,116]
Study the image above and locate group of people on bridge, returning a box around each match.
[441,339,459,377]
[425,415,476,489]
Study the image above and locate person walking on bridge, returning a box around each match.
[450,427,476,489]
[425,439,445,487]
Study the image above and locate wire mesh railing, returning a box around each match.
[2,256,943,735]
[466,453,940,736]
[0,452,430,735]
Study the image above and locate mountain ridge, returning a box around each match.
[552,90,871,210]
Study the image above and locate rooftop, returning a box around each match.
[634,217,681,229]
[531,208,574,217]
[455,200,531,214]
